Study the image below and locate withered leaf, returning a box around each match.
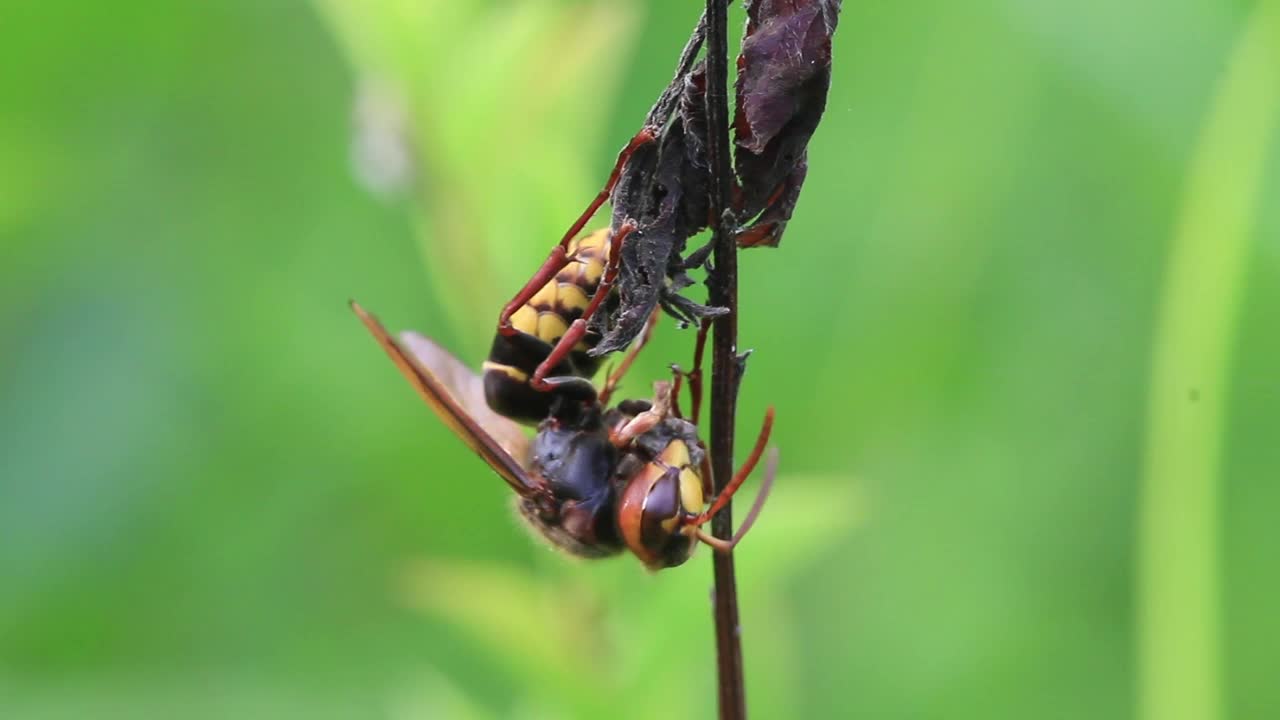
[592,19,721,355]
[597,101,720,355]
[593,1,840,350]
[733,0,839,247]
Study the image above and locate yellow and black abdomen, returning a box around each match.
[484,229,613,424]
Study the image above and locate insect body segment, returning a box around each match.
[355,301,618,554]
[353,300,778,570]
[506,228,611,350]
[484,228,616,424]
[488,129,655,425]
[616,423,707,570]
[516,407,624,559]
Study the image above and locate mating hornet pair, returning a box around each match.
[353,129,777,571]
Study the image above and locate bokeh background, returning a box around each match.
[2,1,1278,718]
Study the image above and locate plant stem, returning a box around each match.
[703,0,745,718]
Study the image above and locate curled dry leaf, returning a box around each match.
[733,0,840,248]
[594,1,839,352]
[595,15,720,354]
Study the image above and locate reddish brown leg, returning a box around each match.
[530,222,634,391]
[695,446,779,553]
[557,128,655,256]
[688,408,778,553]
[609,381,671,447]
[497,247,572,337]
[689,406,775,527]
[668,367,685,419]
[599,306,661,405]
[497,127,655,337]
[672,320,712,492]
[687,318,711,425]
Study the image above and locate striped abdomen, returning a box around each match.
[484,229,613,424]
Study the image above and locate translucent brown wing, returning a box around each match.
[397,331,530,462]
[351,301,537,496]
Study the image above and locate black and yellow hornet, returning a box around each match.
[352,301,776,570]
[485,130,655,425]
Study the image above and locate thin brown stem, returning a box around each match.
[703,0,745,718]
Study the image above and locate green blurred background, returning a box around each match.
[2,1,1278,718]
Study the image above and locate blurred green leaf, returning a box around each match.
[396,476,857,718]
[1139,5,1280,720]
[3,0,1279,717]
[314,0,637,348]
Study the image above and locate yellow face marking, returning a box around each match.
[511,304,538,336]
[659,440,692,469]
[679,468,703,514]
[537,312,569,344]
[482,361,529,383]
